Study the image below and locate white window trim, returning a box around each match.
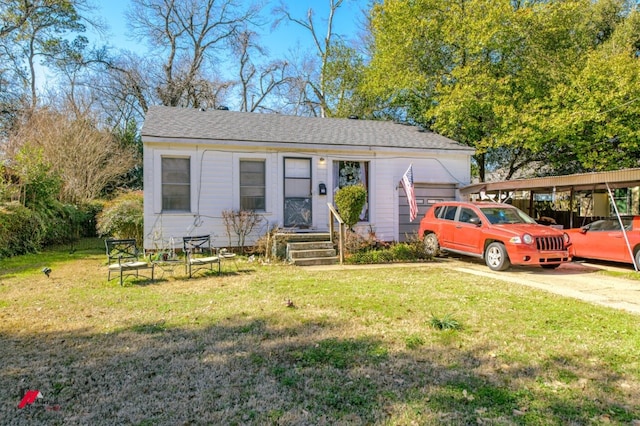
[155,152,195,214]
[233,154,271,214]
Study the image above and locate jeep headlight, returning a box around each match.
[522,234,533,244]
[563,232,570,244]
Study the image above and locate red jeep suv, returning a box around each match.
[418,201,571,271]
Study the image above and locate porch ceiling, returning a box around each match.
[460,168,640,195]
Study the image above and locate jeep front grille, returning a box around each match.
[536,236,564,251]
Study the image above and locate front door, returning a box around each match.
[284,157,312,228]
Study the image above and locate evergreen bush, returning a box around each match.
[334,184,367,229]
[0,202,45,258]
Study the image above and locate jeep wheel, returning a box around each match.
[485,242,510,271]
[424,233,440,257]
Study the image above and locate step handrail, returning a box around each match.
[327,203,345,264]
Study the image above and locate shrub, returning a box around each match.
[0,199,96,258]
[253,223,279,260]
[341,229,369,254]
[38,201,85,246]
[96,191,144,245]
[222,209,264,254]
[344,234,433,265]
[77,200,106,238]
[334,185,367,229]
[403,232,431,259]
[12,146,62,209]
[0,202,46,258]
[390,243,414,261]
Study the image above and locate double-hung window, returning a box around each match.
[161,157,190,211]
[240,160,265,211]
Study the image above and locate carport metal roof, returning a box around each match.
[460,168,640,195]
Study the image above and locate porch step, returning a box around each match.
[277,232,332,243]
[287,241,335,253]
[290,256,340,266]
[286,240,338,266]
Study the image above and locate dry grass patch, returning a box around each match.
[1,243,639,425]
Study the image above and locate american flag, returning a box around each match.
[401,164,418,222]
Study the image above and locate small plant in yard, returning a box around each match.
[429,313,462,331]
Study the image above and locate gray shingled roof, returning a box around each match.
[142,105,473,151]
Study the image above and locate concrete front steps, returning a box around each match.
[276,232,338,266]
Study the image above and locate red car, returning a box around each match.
[418,201,571,271]
[565,216,640,266]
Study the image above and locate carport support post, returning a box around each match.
[569,187,574,229]
[529,191,535,218]
[606,182,638,271]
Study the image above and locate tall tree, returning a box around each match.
[127,0,260,109]
[0,0,93,108]
[274,0,364,118]
[364,0,640,181]
[542,3,640,173]
[6,107,137,204]
[233,29,292,113]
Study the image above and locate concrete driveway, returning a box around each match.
[444,257,640,315]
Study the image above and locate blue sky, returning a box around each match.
[94,0,367,58]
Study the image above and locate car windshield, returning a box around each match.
[479,206,537,225]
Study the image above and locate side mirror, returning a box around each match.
[580,225,589,234]
[469,217,481,226]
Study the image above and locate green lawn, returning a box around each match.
[1,243,639,425]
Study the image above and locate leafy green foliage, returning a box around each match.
[323,41,368,118]
[365,0,640,179]
[334,184,367,229]
[0,0,89,106]
[0,143,93,257]
[111,119,143,192]
[12,145,62,209]
[0,202,45,258]
[96,191,144,245]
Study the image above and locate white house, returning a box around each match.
[141,106,474,251]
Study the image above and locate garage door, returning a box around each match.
[398,183,457,241]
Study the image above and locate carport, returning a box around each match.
[460,168,640,229]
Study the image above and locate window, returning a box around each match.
[459,207,478,223]
[240,160,265,211]
[162,157,190,211]
[442,206,457,221]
